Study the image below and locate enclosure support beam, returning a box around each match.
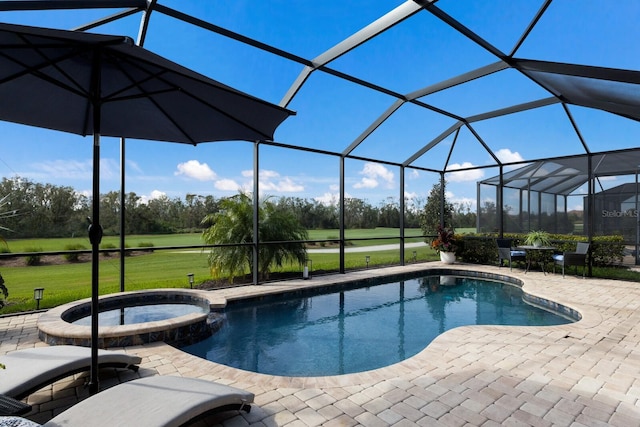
[400,166,405,266]
[498,165,504,237]
[440,172,446,228]
[339,156,345,274]
[120,138,125,293]
[587,153,596,277]
[253,142,259,285]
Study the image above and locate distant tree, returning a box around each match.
[452,201,477,229]
[377,197,400,228]
[344,198,377,228]
[202,192,308,282]
[420,181,453,237]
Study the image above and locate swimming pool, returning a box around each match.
[182,275,574,376]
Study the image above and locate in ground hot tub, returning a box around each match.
[38,289,224,348]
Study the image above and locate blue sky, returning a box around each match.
[1,0,640,212]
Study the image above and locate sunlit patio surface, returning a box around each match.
[2,262,640,426]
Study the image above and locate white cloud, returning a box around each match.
[174,160,217,181]
[404,191,418,201]
[315,192,339,206]
[126,159,143,174]
[329,184,339,191]
[450,195,477,211]
[446,162,484,182]
[315,190,354,206]
[215,179,241,191]
[138,190,167,205]
[239,169,304,193]
[495,148,524,164]
[353,162,394,189]
[354,177,379,189]
[408,170,420,180]
[29,160,90,179]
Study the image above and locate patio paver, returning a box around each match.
[2,262,640,426]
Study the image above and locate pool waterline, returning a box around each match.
[182,270,578,377]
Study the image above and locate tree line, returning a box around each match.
[0,177,478,239]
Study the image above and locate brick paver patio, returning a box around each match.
[2,262,640,426]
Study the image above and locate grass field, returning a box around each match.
[0,228,435,313]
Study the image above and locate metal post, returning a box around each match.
[253,142,260,285]
[400,165,405,266]
[120,137,125,293]
[339,156,345,274]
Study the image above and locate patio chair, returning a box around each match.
[0,346,141,400]
[552,242,589,278]
[1,376,253,427]
[496,238,527,271]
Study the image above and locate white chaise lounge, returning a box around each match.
[0,376,254,427]
[0,346,141,400]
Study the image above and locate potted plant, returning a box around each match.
[431,225,458,264]
[524,230,551,248]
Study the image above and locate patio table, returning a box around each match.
[516,245,556,275]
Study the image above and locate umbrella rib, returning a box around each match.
[104,51,275,142]
[0,45,90,99]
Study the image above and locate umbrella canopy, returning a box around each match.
[0,22,292,142]
[0,22,293,393]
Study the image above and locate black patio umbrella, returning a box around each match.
[0,22,293,392]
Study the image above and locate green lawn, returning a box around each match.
[2,229,639,314]
[0,229,433,313]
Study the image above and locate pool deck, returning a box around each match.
[2,262,640,426]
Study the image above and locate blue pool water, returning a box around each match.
[72,303,206,326]
[182,275,573,376]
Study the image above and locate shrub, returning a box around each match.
[24,247,43,266]
[63,243,87,262]
[0,246,10,254]
[138,242,154,252]
[101,243,117,257]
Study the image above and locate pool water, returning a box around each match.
[71,303,207,326]
[182,276,573,376]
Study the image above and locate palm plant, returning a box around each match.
[202,192,308,282]
[0,194,16,310]
[0,194,16,238]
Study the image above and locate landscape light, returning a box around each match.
[187,273,194,289]
[33,287,44,310]
[303,259,312,280]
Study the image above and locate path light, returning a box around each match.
[187,273,194,289]
[34,287,44,310]
[413,250,417,262]
[365,255,370,269]
[303,259,312,280]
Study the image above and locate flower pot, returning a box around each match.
[439,251,456,264]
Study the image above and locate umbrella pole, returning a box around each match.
[88,55,103,394]
[88,132,103,394]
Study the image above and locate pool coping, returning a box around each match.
[37,289,220,348]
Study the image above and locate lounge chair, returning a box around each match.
[0,346,141,400]
[553,242,589,277]
[496,238,526,271]
[1,376,253,427]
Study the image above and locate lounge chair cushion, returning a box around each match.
[42,376,254,427]
[0,416,40,427]
[0,346,141,399]
[552,254,563,262]
[511,250,526,257]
